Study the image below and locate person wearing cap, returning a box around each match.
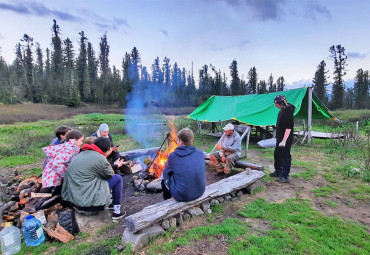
[269,95,295,183]
[91,123,122,173]
[210,123,242,175]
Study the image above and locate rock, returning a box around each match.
[74,210,112,234]
[236,191,243,198]
[217,197,225,203]
[210,199,219,206]
[133,180,146,191]
[207,209,212,214]
[187,207,204,216]
[121,224,165,252]
[169,217,177,227]
[231,197,238,201]
[131,176,139,182]
[175,213,183,226]
[245,179,265,194]
[201,201,210,211]
[161,219,170,230]
[225,195,232,201]
[146,179,162,192]
[183,212,191,221]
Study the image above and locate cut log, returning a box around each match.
[120,147,159,159]
[235,161,264,171]
[31,192,52,198]
[124,170,264,233]
[0,201,15,225]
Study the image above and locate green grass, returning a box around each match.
[145,198,370,254]
[327,200,339,208]
[311,186,338,197]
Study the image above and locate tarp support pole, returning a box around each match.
[308,87,313,144]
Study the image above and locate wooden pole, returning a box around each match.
[308,87,313,144]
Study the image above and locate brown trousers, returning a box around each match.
[210,151,239,174]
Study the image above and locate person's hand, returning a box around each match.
[216,144,221,150]
[221,157,226,162]
[114,159,124,168]
[112,146,119,151]
[278,140,286,147]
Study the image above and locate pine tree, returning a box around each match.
[0,54,12,103]
[230,60,240,95]
[76,31,88,101]
[163,57,171,88]
[329,44,347,109]
[21,34,37,102]
[354,68,369,109]
[34,43,44,102]
[257,80,267,94]
[129,47,140,84]
[51,19,64,102]
[276,76,285,92]
[99,33,111,103]
[247,66,258,94]
[267,74,276,92]
[87,42,98,102]
[312,60,329,104]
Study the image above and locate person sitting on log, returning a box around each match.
[209,123,242,176]
[162,128,206,202]
[51,125,72,145]
[91,123,122,173]
[41,130,84,195]
[61,137,126,220]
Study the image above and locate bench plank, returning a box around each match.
[124,170,264,233]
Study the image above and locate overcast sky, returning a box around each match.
[0,0,369,88]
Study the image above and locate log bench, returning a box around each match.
[124,170,265,233]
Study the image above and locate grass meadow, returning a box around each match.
[0,104,369,254]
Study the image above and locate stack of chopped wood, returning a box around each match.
[0,175,75,243]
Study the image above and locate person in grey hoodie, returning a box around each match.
[210,123,242,175]
[162,128,206,202]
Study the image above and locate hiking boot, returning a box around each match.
[112,211,126,220]
[214,171,225,176]
[277,177,290,183]
[269,172,281,177]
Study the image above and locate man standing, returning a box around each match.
[269,95,295,183]
[210,123,242,175]
[162,128,206,202]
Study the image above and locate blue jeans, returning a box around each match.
[274,146,292,179]
[107,174,123,205]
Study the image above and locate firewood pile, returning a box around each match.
[0,175,76,243]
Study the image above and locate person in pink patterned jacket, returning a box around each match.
[41,130,84,194]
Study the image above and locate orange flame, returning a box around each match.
[149,117,178,178]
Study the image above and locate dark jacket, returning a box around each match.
[163,146,206,202]
[61,144,113,211]
[276,103,295,147]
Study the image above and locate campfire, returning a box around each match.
[147,118,178,178]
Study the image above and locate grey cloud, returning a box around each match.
[159,28,168,37]
[0,1,82,22]
[304,1,331,21]
[78,8,130,31]
[211,40,250,51]
[223,0,286,21]
[348,52,367,59]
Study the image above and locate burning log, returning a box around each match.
[124,170,264,233]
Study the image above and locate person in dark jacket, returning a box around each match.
[62,137,126,220]
[91,123,123,173]
[162,128,206,202]
[270,95,295,183]
[50,125,72,146]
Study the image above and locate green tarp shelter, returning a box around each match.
[188,88,335,126]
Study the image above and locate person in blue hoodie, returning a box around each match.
[162,128,206,202]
